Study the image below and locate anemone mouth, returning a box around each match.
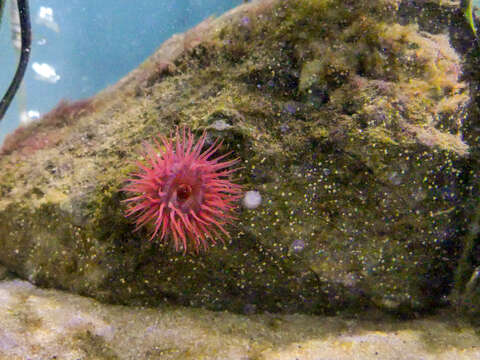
[172,181,203,212]
[166,166,205,213]
[176,183,192,201]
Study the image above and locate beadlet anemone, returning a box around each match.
[123,128,242,253]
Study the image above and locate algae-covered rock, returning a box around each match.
[451,21,480,322]
[0,0,473,315]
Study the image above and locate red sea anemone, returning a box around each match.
[123,128,242,253]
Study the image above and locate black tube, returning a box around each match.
[0,1,5,29]
[0,0,31,121]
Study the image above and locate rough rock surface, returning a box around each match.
[0,0,475,315]
[0,279,479,360]
[451,13,480,324]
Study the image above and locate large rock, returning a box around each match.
[0,0,473,314]
[449,0,480,323]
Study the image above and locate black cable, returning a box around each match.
[0,0,31,121]
[0,1,5,29]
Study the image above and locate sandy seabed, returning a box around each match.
[0,279,478,360]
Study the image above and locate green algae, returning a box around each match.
[461,0,478,39]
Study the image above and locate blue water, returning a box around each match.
[0,0,242,143]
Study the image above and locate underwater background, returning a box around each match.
[0,0,242,142]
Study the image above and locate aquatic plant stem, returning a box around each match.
[0,0,31,122]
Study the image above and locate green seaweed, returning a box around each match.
[461,0,478,39]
